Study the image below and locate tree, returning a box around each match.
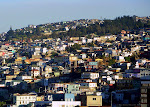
[5,27,14,41]
[66,43,81,52]
[0,101,6,106]
[109,58,116,66]
[35,26,41,36]
[125,56,131,62]
[86,42,94,47]
[51,51,58,58]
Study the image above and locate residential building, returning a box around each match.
[13,93,37,107]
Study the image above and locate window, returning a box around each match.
[93,98,96,100]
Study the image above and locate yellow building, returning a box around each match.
[36,96,44,101]
[70,37,79,41]
[95,58,103,62]
[81,95,102,106]
[24,79,33,83]
[24,59,31,64]
[14,71,20,75]
[87,95,102,106]
[15,57,22,64]
[69,54,78,62]
[6,75,17,80]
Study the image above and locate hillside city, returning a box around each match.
[0,16,150,107]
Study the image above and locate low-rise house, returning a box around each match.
[81,95,102,106]
[112,89,140,106]
[114,56,125,62]
[52,93,81,107]
[116,79,135,90]
[140,68,150,80]
[66,84,80,94]
[10,80,22,86]
[30,69,41,78]
[54,55,69,63]
[13,93,37,107]
[52,101,81,107]
[36,95,45,101]
[5,75,17,80]
[109,68,121,73]
[84,61,98,71]
[49,83,68,93]
[17,75,32,80]
[79,82,97,92]
[141,81,150,107]
[81,72,99,80]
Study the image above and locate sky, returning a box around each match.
[0,0,150,33]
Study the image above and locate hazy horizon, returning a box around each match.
[0,0,150,33]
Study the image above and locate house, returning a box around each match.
[70,37,79,41]
[116,79,134,90]
[84,62,98,71]
[42,66,52,78]
[114,56,125,62]
[81,72,99,80]
[113,89,140,105]
[54,55,69,63]
[52,101,81,107]
[105,48,118,56]
[45,66,52,73]
[81,95,102,106]
[109,68,121,73]
[66,84,80,94]
[140,68,150,80]
[10,80,22,86]
[78,53,87,59]
[36,95,44,101]
[79,82,97,93]
[49,83,68,93]
[40,47,48,54]
[30,69,41,78]
[44,93,81,107]
[141,81,150,107]
[29,101,52,107]
[17,75,32,80]
[13,93,37,107]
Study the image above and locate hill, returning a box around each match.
[3,15,150,41]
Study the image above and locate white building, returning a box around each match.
[114,56,125,62]
[17,76,32,80]
[31,69,41,77]
[52,101,81,107]
[81,72,99,80]
[13,93,37,107]
[79,82,97,88]
[41,47,48,54]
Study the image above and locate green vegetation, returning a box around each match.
[66,43,81,52]
[125,56,131,62]
[51,51,58,58]
[86,42,94,47]
[0,101,6,107]
[108,58,116,66]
